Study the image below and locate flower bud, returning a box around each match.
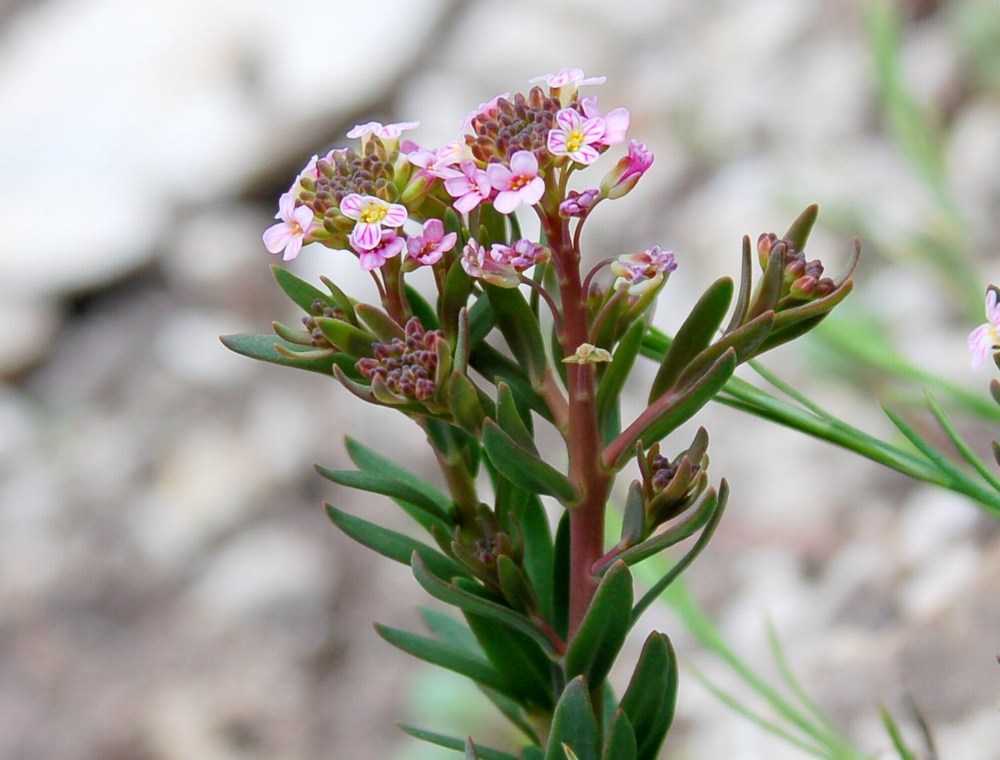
[600,139,653,200]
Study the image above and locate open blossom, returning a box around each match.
[347,121,420,140]
[409,142,465,178]
[460,239,519,288]
[262,192,315,262]
[492,239,549,270]
[611,245,677,294]
[444,159,493,213]
[406,219,457,267]
[547,107,606,165]
[354,229,405,272]
[530,68,606,90]
[339,194,408,251]
[601,139,654,199]
[486,151,545,214]
[580,97,630,146]
[559,188,600,217]
[969,287,1000,368]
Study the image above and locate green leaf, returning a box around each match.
[619,480,646,548]
[564,562,634,688]
[747,239,786,320]
[411,554,557,655]
[324,504,467,580]
[483,420,577,504]
[511,491,554,620]
[355,302,404,342]
[375,623,515,697]
[602,710,637,760]
[649,277,733,401]
[399,725,519,760]
[496,382,536,452]
[673,311,773,389]
[271,264,333,313]
[545,677,600,760]
[470,344,553,422]
[595,321,645,444]
[270,320,313,346]
[879,705,918,760]
[614,487,719,567]
[313,317,375,357]
[782,204,819,252]
[552,513,570,640]
[497,555,539,615]
[465,610,557,710]
[619,632,678,760]
[406,284,440,329]
[220,333,344,376]
[485,284,548,384]
[522,748,545,760]
[449,371,490,436]
[314,466,452,532]
[345,437,452,511]
[318,275,359,325]
[724,235,754,333]
[443,261,474,344]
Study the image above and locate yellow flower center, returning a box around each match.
[509,174,532,191]
[359,205,388,224]
[566,129,585,153]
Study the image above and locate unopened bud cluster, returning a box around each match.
[356,318,442,403]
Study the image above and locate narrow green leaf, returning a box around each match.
[405,284,440,329]
[271,264,333,313]
[318,275,359,325]
[595,320,645,443]
[220,334,344,376]
[450,371,489,436]
[355,303,404,342]
[782,204,819,252]
[602,710,637,760]
[523,748,546,760]
[545,677,600,760]
[565,561,633,689]
[615,487,718,567]
[412,554,557,655]
[724,235,754,333]
[496,382,536,452]
[270,320,314,346]
[649,277,734,401]
[325,504,467,580]
[466,737,479,760]
[674,311,773,389]
[486,284,548,384]
[924,391,1000,492]
[619,632,678,760]
[313,317,374,357]
[443,260,474,343]
[511,491,554,621]
[345,438,452,511]
[376,623,514,697]
[747,240,786,320]
[619,480,646,548]
[470,343,553,422]
[314,466,452,530]
[497,555,539,615]
[879,706,918,760]
[552,513,571,640]
[399,725,518,760]
[483,420,577,504]
[465,610,557,710]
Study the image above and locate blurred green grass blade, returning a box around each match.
[398,725,519,760]
[924,391,1000,492]
[879,706,918,760]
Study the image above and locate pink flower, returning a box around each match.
[559,188,600,217]
[354,229,405,272]
[444,159,492,213]
[611,245,676,294]
[409,142,465,178]
[486,151,545,214]
[461,93,509,130]
[530,68,606,90]
[491,239,549,270]
[262,192,315,261]
[406,219,457,266]
[547,108,606,165]
[580,97,630,146]
[460,239,520,288]
[600,139,654,199]
[347,121,420,140]
[339,194,408,251]
[969,287,1000,368]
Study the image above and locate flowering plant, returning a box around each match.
[224,69,857,758]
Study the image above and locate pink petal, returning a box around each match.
[547,132,569,155]
[383,203,408,227]
[292,205,314,231]
[423,219,444,241]
[603,108,630,144]
[555,108,581,132]
[520,177,545,206]
[445,175,473,197]
[359,250,383,271]
[486,163,512,190]
[454,192,484,214]
[347,122,380,138]
[580,117,606,143]
[570,145,601,165]
[508,150,538,177]
[277,192,295,221]
[339,193,365,219]
[263,223,292,254]
[351,222,382,250]
[439,232,457,252]
[493,190,520,215]
[282,236,304,262]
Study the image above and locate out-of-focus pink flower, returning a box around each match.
[486,151,545,214]
[559,188,600,217]
[530,68,606,90]
[580,97,630,146]
[339,194,408,251]
[547,108,606,165]
[444,159,492,214]
[600,139,654,199]
[347,121,420,140]
[491,239,549,270]
[354,229,405,272]
[409,142,466,178]
[406,219,457,267]
[460,239,520,288]
[969,287,1000,367]
[262,192,315,261]
[610,245,676,294]
[461,93,509,130]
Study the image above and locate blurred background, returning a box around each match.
[1,0,999,757]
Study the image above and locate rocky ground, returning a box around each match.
[1,1,998,758]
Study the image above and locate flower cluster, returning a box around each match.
[355,318,443,403]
